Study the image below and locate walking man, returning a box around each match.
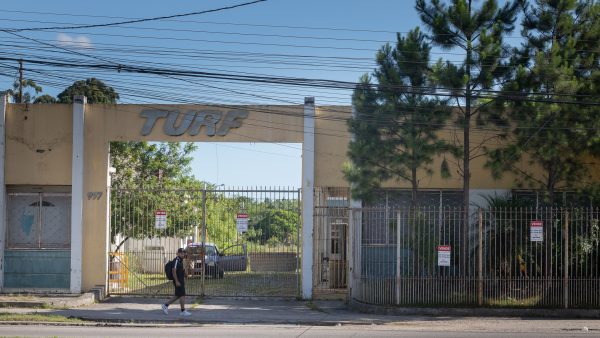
[162,248,191,316]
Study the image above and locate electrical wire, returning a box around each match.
[4,1,268,32]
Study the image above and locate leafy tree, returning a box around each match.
[345,28,455,205]
[6,78,43,103]
[486,0,600,205]
[247,209,299,245]
[57,77,119,103]
[110,142,199,250]
[53,78,200,248]
[110,142,196,189]
[110,177,207,252]
[415,0,519,272]
[33,94,57,104]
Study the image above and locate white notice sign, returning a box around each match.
[236,213,248,232]
[155,210,167,230]
[530,220,543,242]
[438,245,451,267]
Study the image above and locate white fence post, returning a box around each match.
[564,210,569,309]
[0,95,6,291]
[478,209,483,306]
[396,211,401,305]
[347,208,354,301]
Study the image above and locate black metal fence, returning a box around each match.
[349,207,600,308]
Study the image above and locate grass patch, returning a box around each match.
[191,296,204,309]
[0,312,83,323]
[305,301,326,313]
[487,295,542,307]
[34,303,67,310]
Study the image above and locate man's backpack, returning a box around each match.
[164,259,175,280]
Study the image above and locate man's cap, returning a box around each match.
[177,248,186,253]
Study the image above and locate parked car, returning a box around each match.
[185,242,247,279]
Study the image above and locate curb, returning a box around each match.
[0,320,200,328]
[349,299,600,319]
[0,318,378,328]
[0,293,96,309]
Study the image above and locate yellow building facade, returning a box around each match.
[0,96,596,297]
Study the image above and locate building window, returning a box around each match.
[361,189,463,245]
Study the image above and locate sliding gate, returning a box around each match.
[108,188,301,297]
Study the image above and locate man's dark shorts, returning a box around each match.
[173,282,186,297]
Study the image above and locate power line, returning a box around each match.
[0,8,527,38]
[18,64,600,136]
[2,29,597,129]
[2,30,353,110]
[4,0,268,32]
[0,17,406,45]
[3,55,597,106]
[2,36,596,75]
[6,51,599,126]
[8,67,597,171]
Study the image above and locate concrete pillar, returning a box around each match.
[348,104,362,301]
[301,97,315,299]
[70,95,86,293]
[0,95,7,291]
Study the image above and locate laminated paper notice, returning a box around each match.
[236,213,248,233]
[155,210,167,230]
[438,245,451,267]
[530,220,543,242]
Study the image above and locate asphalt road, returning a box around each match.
[0,324,594,338]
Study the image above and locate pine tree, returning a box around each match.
[415,0,519,272]
[345,28,454,206]
[486,0,600,205]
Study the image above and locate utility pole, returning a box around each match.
[18,59,23,103]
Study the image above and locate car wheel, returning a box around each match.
[218,269,224,279]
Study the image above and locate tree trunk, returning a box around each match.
[462,0,473,276]
[463,42,472,276]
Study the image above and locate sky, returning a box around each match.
[0,1,440,187]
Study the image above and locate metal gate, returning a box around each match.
[313,187,350,294]
[108,188,301,297]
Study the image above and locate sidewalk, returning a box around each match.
[0,295,599,333]
[1,296,386,326]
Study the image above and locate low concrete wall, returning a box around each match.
[249,252,297,272]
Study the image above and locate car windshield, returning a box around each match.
[205,246,216,256]
[186,244,217,256]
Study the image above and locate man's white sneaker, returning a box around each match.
[161,304,168,315]
[180,310,191,317]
